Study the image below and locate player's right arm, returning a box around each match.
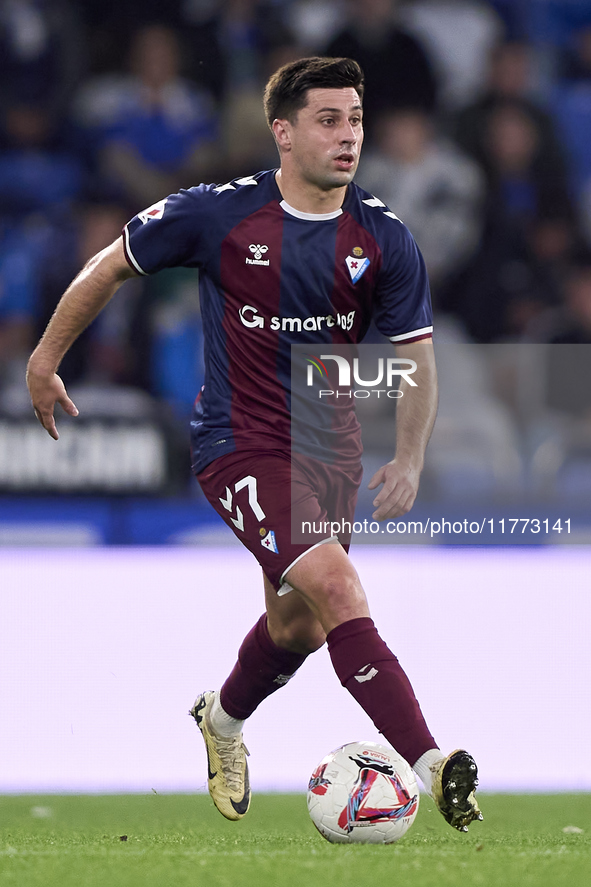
[26,237,137,440]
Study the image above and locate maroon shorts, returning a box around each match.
[196,450,362,592]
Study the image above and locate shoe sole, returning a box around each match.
[438,750,483,832]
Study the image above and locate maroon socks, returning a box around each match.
[220,614,308,720]
[327,616,437,766]
[220,613,437,767]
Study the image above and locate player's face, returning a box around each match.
[283,88,364,191]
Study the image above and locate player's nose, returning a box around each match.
[340,120,359,144]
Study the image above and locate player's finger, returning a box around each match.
[395,491,415,518]
[374,479,416,520]
[34,407,59,441]
[367,468,385,491]
[396,488,417,519]
[374,501,402,521]
[58,394,79,417]
[373,498,394,516]
[372,488,403,520]
[372,477,398,508]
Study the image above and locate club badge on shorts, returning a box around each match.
[260,528,279,554]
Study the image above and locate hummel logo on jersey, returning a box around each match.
[346,255,370,284]
[354,663,379,683]
[138,198,168,223]
[246,244,270,266]
[249,244,268,260]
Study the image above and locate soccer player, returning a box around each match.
[26,57,482,832]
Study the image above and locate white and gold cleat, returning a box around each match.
[190,691,251,821]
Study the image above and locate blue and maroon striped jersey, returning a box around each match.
[123,169,433,473]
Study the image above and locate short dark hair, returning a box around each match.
[263,56,364,128]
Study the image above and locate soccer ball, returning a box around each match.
[307,741,419,844]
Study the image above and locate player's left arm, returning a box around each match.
[368,337,438,520]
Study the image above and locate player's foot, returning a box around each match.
[431,749,482,832]
[190,691,251,821]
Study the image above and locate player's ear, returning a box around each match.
[272,118,291,150]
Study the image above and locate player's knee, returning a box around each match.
[271,618,326,655]
[313,572,368,620]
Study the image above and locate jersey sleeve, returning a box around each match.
[122,186,212,276]
[373,221,433,343]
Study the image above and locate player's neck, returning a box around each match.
[275,170,347,215]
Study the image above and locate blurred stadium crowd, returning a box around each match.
[3,0,591,422]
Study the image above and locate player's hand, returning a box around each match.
[367,460,421,521]
[26,368,79,440]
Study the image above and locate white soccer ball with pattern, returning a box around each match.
[307,741,419,844]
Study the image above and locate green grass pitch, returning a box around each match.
[1,793,590,887]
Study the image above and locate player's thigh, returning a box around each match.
[284,540,370,634]
[263,573,326,655]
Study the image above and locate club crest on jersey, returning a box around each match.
[138,198,168,224]
[260,529,279,554]
[246,244,270,266]
[346,254,370,283]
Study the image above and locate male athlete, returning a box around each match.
[26,57,481,832]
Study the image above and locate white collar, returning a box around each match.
[279,199,342,221]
